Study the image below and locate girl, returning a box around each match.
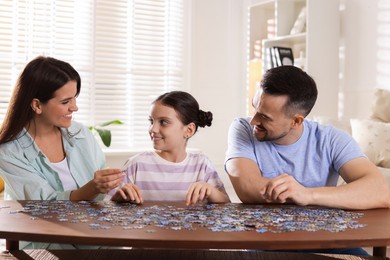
[110,91,230,206]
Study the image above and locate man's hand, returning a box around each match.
[260,173,313,205]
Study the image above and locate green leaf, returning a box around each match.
[97,120,124,127]
[96,128,111,147]
[88,120,124,148]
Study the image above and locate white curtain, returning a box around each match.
[0,0,186,149]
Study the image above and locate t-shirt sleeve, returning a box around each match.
[328,127,366,172]
[122,156,137,184]
[200,155,228,195]
[225,117,257,164]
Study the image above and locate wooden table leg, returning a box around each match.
[373,246,387,257]
[5,240,18,251]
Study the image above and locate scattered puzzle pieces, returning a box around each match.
[12,201,366,233]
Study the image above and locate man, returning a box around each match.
[225,66,390,210]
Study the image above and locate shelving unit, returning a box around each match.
[247,0,340,118]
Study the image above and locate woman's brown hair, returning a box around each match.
[0,56,81,144]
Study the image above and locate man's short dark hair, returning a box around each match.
[261,66,318,117]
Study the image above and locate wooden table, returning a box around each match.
[0,200,389,257]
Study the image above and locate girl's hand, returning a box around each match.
[186,182,213,206]
[111,183,143,204]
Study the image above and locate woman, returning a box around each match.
[0,56,123,201]
[0,56,126,249]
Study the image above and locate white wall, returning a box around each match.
[187,0,247,174]
[340,0,386,119]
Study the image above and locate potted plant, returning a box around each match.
[89,120,124,147]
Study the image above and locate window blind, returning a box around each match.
[0,0,185,149]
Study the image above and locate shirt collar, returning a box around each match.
[17,123,86,163]
[16,129,41,162]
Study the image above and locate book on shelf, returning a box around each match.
[266,46,294,68]
[290,6,306,35]
[276,47,294,66]
[270,47,276,68]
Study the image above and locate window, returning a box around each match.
[0,0,186,149]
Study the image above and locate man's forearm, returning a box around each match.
[229,175,269,203]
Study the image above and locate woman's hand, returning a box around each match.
[70,168,124,201]
[92,168,125,194]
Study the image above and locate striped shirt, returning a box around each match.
[121,151,227,201]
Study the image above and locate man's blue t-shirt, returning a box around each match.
[225,118,365,187]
